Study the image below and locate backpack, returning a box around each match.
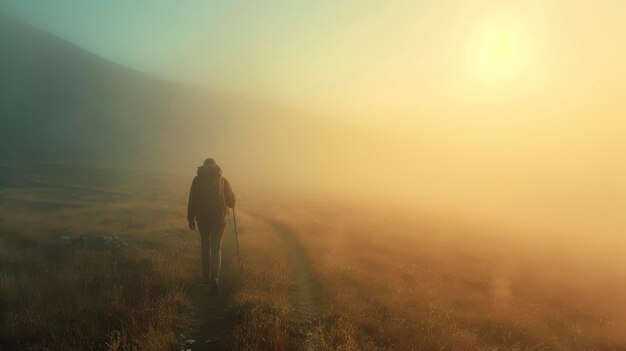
[198,177,228,220]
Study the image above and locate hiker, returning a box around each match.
[187,158,236,295]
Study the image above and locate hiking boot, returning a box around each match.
[198,276,210,288]
[210,278,219,296]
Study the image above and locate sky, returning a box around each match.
[2,1,625,245]
[1,1,625,127]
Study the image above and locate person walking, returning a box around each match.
[187,158,236,295]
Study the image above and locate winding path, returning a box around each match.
[185,213,320,350]
[184,220,237,351]
[265,217,320,322]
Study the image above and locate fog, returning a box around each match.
[1,1,625,269]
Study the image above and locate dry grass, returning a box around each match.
[0,166,198,350]
[225,200,342,351]
[2,164,625,350]
[0,165,304,350]
[226,211,294,351]
[265,197,626,350]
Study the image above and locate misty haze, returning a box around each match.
[1,1,625,350]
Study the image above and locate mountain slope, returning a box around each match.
[0,14,412,196]
[1,14,208,167]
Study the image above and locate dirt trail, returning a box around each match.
[185,279,232,350]
[183,221,237,351]
[265,217,320,322]
[184,213,319,349]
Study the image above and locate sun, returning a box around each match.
[467,15,532,84]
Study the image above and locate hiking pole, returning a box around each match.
[232,207,241,263]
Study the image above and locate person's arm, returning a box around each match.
[187,177,198,229]
[223,178,236,208]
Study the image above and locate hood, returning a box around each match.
[197,164,222,180]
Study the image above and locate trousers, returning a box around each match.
[197,219,226,281]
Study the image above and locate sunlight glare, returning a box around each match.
[467,14,532,84]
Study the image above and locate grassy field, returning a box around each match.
[262,198,626,350]
[0,163,304,350]
[1,163,625,350]
[0,164,196,350]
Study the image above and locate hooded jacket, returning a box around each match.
[187,164,236,224]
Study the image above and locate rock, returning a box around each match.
[58,234,134,250]
[185,339,195,345]
[162,229,183,237]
